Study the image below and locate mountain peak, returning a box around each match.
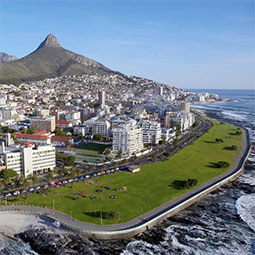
[37,34,61,49]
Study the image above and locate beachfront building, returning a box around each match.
[1,143,56,177]
[140,119,162,145]
[83,117,110,138]
[112,119,143,156]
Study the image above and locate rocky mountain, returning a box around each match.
[0,34,116,85]
[0,52,17,63]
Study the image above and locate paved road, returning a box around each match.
[0,125,250,236]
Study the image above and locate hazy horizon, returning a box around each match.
[0,0,254,90]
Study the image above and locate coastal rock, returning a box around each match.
[137,227,166,245]
[17,227,130,255]
[17,227,93,255]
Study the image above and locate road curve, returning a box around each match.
[0,127,251,239]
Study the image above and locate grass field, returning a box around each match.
[6,122,243,225]
[74,143,111,163]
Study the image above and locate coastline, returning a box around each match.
[0,115,251,240]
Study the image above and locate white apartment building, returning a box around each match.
[1,144,56,177]
[65,111,81,126]
[112,119,143,156]
[2,107,16,120]
[141,120,161,145]
[83,117,110,138]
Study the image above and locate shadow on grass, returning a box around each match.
[207,161,230,168]
[223,146,237,151]
[169,180,187,190]
[84,211,101,218]
[207,162,221,168]
[204,141,216,144]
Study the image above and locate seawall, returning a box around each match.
[0,128,251,240]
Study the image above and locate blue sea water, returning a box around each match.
[122,89,255,255]
[0,89,254,255]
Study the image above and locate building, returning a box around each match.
[56,120,73,128]
[98,90,105,106]
[74,126,87,136]
[157,86,163,96]
[141,120,162,145]
[30,116,56,132]
[1,143,56,177]
[83,117,110,138]
[112,119,143,156]
[65,111,81,126]
[2,107,16,120]
[180,102,190,113]
[51,136,73,147]
[14,131,51,145]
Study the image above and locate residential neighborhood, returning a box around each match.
[0,74,220,181]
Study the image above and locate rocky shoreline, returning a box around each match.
[13,111,254,255]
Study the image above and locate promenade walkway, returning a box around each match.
[0,127,251,239]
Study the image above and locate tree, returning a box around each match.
[26,128,35,134]
[173,139,178,149]
[0,169,18,182]
[94,133,103,142]
[116,150,122,159]
[14,177,22,188]
[23,178,30,198]
[104,148,111,156]
[75,169,81,177]
[55,128,66,136]
[30,174,38,186]
[65,155,75,166]
[47,172,53,184]
[88,165,95,172]
[66,140,72,148]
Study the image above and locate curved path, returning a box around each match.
[0,127,251,239]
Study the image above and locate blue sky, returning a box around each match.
[0,0,254,89]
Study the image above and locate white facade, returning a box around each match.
[141,120,161,145]
[65,111,81,125]
[2,107,16,120]
[112,119,143,156]
[74,126,87,136]
[3,150,23,176]
[83,117,110,138]
[2,145,56,177]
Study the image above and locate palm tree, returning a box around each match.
[47,172,53,184]
[14,177,21,188]
[75,169,81,177]
[69,171,75,187]
[23,178,30,199]
[30,174,38,187]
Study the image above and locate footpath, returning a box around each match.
[0,127,251,239]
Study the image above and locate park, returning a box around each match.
[4,121,243,225]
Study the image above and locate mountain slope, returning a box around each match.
[0,52,18,62]
[0,34,114,84]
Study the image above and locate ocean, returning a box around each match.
[0,89,254,255]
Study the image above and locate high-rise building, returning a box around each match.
[98,90,105,106]
[112,119,143,156]
[180,102,190,113]
[141,120,162,145]
[157,86,163,96]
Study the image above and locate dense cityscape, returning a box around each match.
[0,74,220,183]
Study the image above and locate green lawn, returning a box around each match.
[6,122,243,225]
[74,143,111,163]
